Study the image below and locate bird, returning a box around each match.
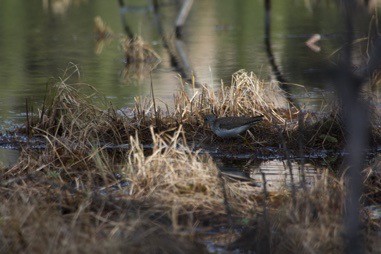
[204,114,264,138]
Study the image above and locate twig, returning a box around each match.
[260,170,271,253]
[117,0,134,38]
[150,72,159,129]
[278,126,297,208]
[218,171,233,228]
[298,110,307,191]
[263,0,297,107]
[152,1,194,82]
[25,98,30,139]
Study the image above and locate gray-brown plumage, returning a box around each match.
[204,115,264,138]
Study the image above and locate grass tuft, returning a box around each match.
[1,67,380,252]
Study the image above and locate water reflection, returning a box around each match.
[218,159,319,191]
[0,0,377,125]
[42,0,88,15]
[250,160,318,191]
[0,148,19,168]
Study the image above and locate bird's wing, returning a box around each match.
[217,116,263,130]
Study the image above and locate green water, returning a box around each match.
[0,0,375,126]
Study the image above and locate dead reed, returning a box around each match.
[0,174,206,253]
[93,15,161,74]
[6,67,381,159]
[230,168,381,253]
[121,36,161,64]
[94,16,114,41]
[1,66,380,253]
[125,127,260,218]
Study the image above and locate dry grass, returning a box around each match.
[173,70,296,124]
[121,36,161,64]
[1,67,380,253]
[364,156,381,205]
[0,177,206,253]
[7,67,381,158]
[94,16,113,40]
[1,118,260,253]
[93,16,161,72]
[269,173,345,254]
[231,169,381,253]
[125,127,259,218]
[94,16,114,55]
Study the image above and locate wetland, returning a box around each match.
[0,0,381,253]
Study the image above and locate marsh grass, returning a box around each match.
[94,16,161,77]
[121,36,161,64]
[231,168,381,253]
[94,16,114,55]
[32,66,376,153]
[94,16,113,40]
[1,118,260,253]
[1,67,380,252]
[125,127,259,218]
[0,174,206,253]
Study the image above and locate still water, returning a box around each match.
[0,0,376,127]
[0,1,378,180]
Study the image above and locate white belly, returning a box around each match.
[212,125,250,138]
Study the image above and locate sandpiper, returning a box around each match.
[204,114,264,138]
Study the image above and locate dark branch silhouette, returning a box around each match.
[264,0,288,86]
[336,1,377,253]
[152,1,197,83]
[263,0,297,108]
[117,0,134,38]
[175,0,194,38]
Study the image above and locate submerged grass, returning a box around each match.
[1,66,380,252]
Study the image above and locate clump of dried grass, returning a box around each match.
[36,64,108,136]
[6,65,125,184]
[94,16,113,40]
[271,173,344,253]
[0,178,205,253]
[17,66,380,158]
[232,170,381,253]
[125,126,259,218]
[174,70,295,125]
[2,66,381,252]
[364,156,381,204]
[94,16,114,55]
[121,36,161,64]
[120,60,161,82]
[93,16,161,69]
[1,121,261,253]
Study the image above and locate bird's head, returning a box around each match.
[204,114,216,124]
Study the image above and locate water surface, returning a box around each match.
[0,0,377,170]
[0,0,376,126]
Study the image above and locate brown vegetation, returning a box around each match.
[1,67,380,253]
